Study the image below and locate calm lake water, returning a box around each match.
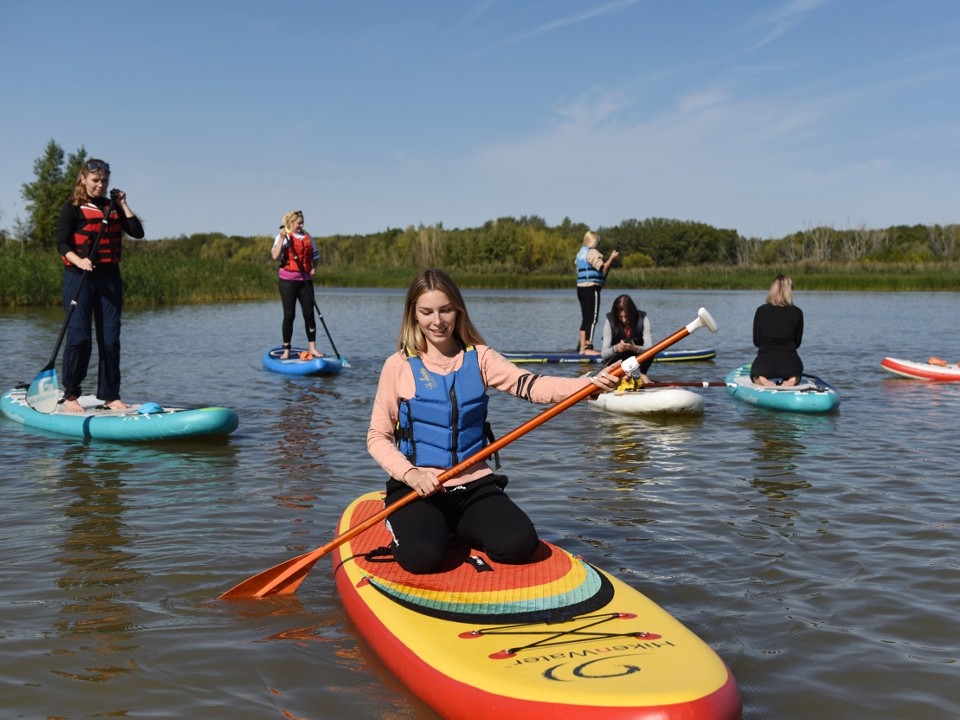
[1,288,958,719]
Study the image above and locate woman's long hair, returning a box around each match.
[71,158,110,206]
[609,294,640,339]
[397,269,486,354]
[766,274,794,307]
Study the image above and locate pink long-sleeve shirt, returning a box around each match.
[366,345,596,487]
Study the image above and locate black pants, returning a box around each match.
[278,278,317,345]
[577,285,602,343]
[61,265,124,401]
[384,474,539,574]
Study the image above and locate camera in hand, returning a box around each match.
[110,189,121,200]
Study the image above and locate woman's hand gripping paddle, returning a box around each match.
[281,232,351,368]
[218,308,719,600]
[25,195,120,413]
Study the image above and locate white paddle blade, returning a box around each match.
[25,368,60,414]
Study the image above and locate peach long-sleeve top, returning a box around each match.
[366,345,596,487]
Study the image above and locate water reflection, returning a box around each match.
[53,445,144,685]
[266,382,344,550]
[743,413,836,502]
[592,409,706,489]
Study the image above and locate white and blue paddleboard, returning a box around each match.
[1,387,239,442]
[724,365,839,413]
[588,386,706,415]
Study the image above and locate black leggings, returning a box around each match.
[278,278,317,345]
[383,475,539,574]
[577,285,602,342]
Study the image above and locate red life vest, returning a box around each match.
[63,201,123,267]
[280,232,314,274]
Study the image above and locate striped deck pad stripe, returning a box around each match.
[342,496,613,623]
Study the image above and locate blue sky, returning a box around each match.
[2,0,958,241]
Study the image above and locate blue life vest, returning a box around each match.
[394,347,493,468]
[576,246,605,285]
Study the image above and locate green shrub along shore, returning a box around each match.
[7,142,957,305]
[2,219,959,308]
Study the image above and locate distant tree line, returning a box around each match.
[3,140,958,272]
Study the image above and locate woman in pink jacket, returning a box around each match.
[367,269,617,573]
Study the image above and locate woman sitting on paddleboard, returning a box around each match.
[270,210,323,360]
[600,294,653,386]
[57,158,144,414]
[367,269,618,574]
[750,274,804,387]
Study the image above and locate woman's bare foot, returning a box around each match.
[63,398,84,413]
[104,399,132,410]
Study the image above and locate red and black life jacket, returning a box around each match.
[279,232,314,274]
[63,201,123,267]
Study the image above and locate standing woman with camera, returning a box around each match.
[56,158,144,413]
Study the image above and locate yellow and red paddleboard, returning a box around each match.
[331,491,741,720]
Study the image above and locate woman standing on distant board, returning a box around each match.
[575,230,618,355]
[750,274,804,387]
[56,158,144,414]
[271,210,323,360]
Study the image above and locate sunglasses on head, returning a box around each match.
[85,160,110,173]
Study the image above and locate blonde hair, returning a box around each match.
[280,210,304,232]
[71,158,110,206]
[766,274,794,306]
[583,230,600,248]
[397,269,486,354]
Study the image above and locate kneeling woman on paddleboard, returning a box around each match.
[750,274,804,387]
[600,294,653,385]
[367,269,618,574]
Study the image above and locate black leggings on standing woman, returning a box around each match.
[577,285,602,347]
[279,278,317,345]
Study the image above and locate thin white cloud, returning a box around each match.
[498,0,644,47]
[458,0,498,28]
[742,0,830,50]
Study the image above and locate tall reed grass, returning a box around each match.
[1,242,957,308]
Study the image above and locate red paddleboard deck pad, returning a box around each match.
[331,491,741,720]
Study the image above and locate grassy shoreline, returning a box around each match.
[1,244,958,308]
